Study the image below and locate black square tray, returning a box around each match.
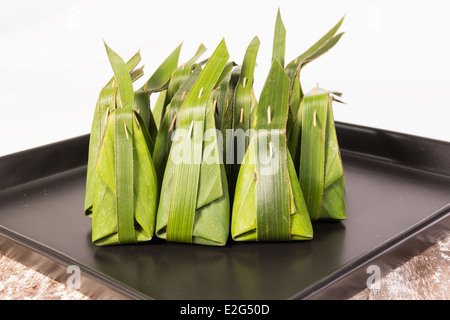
[0,122,449,300]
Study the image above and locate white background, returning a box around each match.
[1,0,449,157]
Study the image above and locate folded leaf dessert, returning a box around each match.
[231,59,314,241]
[88,44,159,245]
[298,88,346,221]
[85,9,346,246]
[155,40,231,246]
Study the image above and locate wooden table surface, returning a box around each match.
[0,234,449,300]
[350,233,450,300]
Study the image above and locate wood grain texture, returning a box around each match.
[0,254,89,300]
[351,234,450,300]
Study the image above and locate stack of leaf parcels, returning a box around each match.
[85,10,346,246]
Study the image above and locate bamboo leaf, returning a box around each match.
[288,72,303,124]
[140,43,182,93]
[156,39,230,245]
[231,130,313,241]
[167,44,207,99]
[132,90,157,143]
[234,37,260,138]
[214,60,236,90]
[254,130,290,241]
[152,64,203,187]
[231,59,312,241]
[85,50,142,216]
[154,45,207,161]
[230,139,256,241]
[228,37,260,198]
[287,148,313,240]
[155,103,230,246]
[321,91,346,220]
[220,66,241,182]
[255,60,289,129]
[129,65,144,83]
[85,83,116,217]
[302,32,344,68]
[129,43,182,137]
[90,44,158,245]
[104,42,134,109]
[197,95,224,208]
[272,8,286,68]
[152,89,167,131]
[299,90,345,221]
[192,97,230,245]
[285,16,345,82]
[104,43,136,243]
[152,105,171,190]
[254,59,290,241]
[113,109,135,243]
[211,60,236,131]
[299,93,327,221]
[212,70,230,131]
[287,97,303,173]
[168,64,203,122]
[92,110,158,245]
[286,16,345,180]
[284,16,344,123]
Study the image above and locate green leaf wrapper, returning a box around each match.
[231,60,313,242]
[89,43,159,245]
[299,88,346,221]
[286,16,345,170]
[155,39,231,246]
[227,36,260,198]
[85,51,141,217]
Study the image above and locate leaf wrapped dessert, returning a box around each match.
[286,16,345,172]
[84,50,142,217]
[274,10,346,221]
[88,43,159,245]
[85,43,181,217]
[231,59,313,242]
[298,88,346,221]
[84,8,347,246]
[155,39,231,246]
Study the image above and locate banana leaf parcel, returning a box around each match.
[298,88,346,221]
[155,40,231,246]
[88,43,159,245]
[231,59,313,242]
